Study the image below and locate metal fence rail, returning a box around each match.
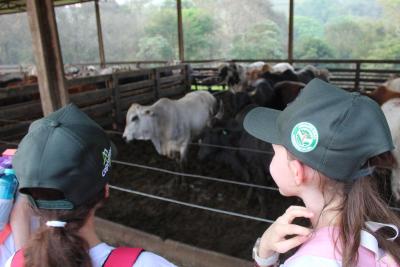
[112,160,278,191]
[109,184,275,223]
[105,130,275,155]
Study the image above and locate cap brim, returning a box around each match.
[243,107,282,144]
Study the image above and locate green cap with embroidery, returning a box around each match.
[244,78,394,181]
[13,103,114,209]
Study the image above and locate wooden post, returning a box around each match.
[95,0,106,68]
[154,68,160,99]
[183,64,191,92]
[177,0,184,62]
[26,0,69,116]
[288,0,294,64]
[355,62,361,91]
[111,74,122,128]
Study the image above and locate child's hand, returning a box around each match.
[258,206,314,258]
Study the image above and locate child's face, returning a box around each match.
[269,144,297,196]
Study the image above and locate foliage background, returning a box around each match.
[0,0,399,64]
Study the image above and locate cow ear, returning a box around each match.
[144,109,154,116]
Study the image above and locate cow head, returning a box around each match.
[123,103,156,142]
[218,63,242,87]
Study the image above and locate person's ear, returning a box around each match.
[105,184,110,199]
[289,159,305,186]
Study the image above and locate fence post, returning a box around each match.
[183,64,191,92]
[355,62,361,91]
[112,73,122,129]
[153,68,160,99]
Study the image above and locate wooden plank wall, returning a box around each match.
[0,64,190,141]
[327,68,400,91]
[0,84,41,141]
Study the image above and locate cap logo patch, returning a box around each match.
[291,122,319,153]
[102,147,112,177]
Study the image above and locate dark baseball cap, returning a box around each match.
[13,103,115,209]
[244,78,394,181]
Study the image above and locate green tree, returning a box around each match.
[325,17,366,59]
[136,35,175,60]
[368,38,400,59]
[229,20,284,59]
[99,1,143,62]
[294,16,324,40]
[183,8,218,60]
[142,5,217,60]
[55,3,99,64]
[143,8,178,57]
[295,37,335,59]
[0,13,33,64]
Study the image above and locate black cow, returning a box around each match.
[261,65,330,87]
[198,114,274,216]
[296,65,330,84]
[272,81,306,110]
[261,69,299,87]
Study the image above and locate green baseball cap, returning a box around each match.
[244,78,394,181]
[13,103,114,209]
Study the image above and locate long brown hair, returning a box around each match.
[338,152,400,267]
[23,188,105,267]
[287,151,400,266]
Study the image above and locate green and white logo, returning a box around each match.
[291,122,319,153]
[102,147,112,177]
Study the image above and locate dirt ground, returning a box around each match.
[96,133,400,261]
[97,133,301,260]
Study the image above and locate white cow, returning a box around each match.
[271,62,295,73]
[381,98,400,200]
[385,77,400,92]
[123,91,223,162]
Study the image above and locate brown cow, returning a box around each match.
[363,85,400,106]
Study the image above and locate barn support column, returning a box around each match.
[288,0,294,64]
[177,0,185,62]
[27,0,69,116]
[95,0,106,68]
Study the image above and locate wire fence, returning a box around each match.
[112,159,278,191]
[105,130,274,155]
[108,184,275,223]
[1,127,400,224]
[189,142,274,155]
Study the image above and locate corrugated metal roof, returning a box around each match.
[0,0,95,15]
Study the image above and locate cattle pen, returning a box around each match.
[1,1,400,266]
[1,61,400,265]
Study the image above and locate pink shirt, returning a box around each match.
[283,226,399,267]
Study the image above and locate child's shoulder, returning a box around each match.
[284,227,379,267]
[285,227,342,264]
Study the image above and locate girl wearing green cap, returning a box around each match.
[244,79,400,267]
[6,104,176,267]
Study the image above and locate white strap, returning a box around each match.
[365,221,399,241]
[361,221,399,261]
[46,220,67,228]
[360,230,380,257]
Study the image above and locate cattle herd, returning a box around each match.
[122,61,400,214]
[1,60,399,213]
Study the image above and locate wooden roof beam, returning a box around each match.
[27,0,69,115]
